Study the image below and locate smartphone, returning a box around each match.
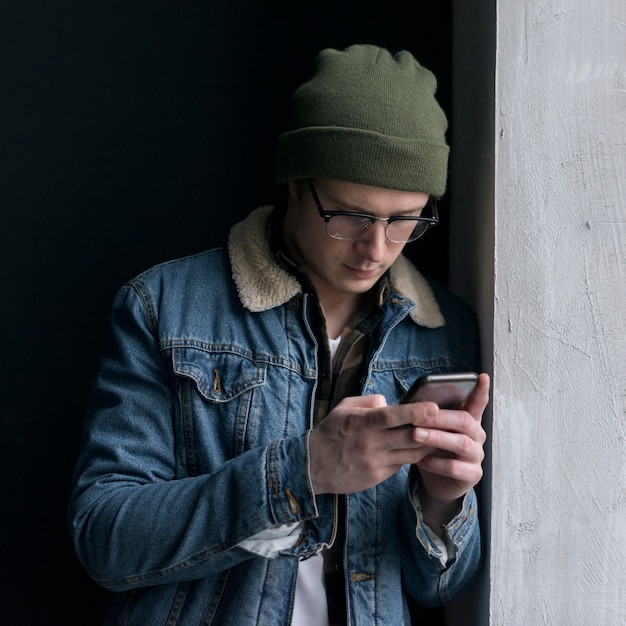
[400,372,478,409]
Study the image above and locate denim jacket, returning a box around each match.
[68,206,482,625]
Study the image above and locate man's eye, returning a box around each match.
[347,215,371,225]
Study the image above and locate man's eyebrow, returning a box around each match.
[325,195,426,216]
[327,198,362,212]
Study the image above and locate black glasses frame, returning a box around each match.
[307,180,439,243]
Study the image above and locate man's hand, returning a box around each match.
[413,373,489,502]
[308,394,438,495]
[412,373,489,533]
[308,373,489,518]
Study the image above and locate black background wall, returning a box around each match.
[1,2,452,624]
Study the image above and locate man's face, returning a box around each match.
[282,178,430,304]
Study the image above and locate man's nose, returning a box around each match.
[356,220,388,260]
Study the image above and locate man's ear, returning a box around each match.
[287,179,302,201]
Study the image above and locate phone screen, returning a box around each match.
[400,372,478,409]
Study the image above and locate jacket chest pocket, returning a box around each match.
[171,347,268,473]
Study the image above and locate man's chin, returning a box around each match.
[340,276,381,295]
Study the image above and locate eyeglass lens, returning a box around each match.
[326,212,432,243]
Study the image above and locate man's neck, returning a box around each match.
[318,291,365,340]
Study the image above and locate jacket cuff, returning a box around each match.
[265,432,335,556]
[407,466,479,567]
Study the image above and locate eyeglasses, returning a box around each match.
[308,180,439,244]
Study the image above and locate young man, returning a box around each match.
[69,44,489,625]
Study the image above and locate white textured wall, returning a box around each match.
[492,0,626,624]
[452,0,626,623]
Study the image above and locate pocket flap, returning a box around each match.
[173,347,266,402]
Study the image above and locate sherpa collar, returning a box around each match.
[228,206,445,328]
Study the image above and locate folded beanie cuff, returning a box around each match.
[275,127,449,196]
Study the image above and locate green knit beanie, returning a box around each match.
[275,44,449,196]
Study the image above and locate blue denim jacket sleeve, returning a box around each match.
[68,284,334,591]
[400,467,482,605]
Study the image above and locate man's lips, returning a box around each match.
[345,265,380,279]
